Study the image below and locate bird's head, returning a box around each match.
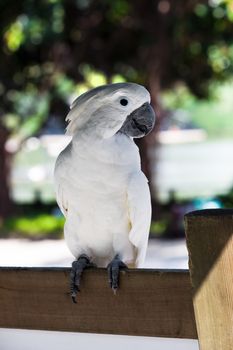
[66,83,155,139]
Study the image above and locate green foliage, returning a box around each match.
[3,1,65,52]
[106,0,131,22]
[53,73,75,101]
[2,1,233,139]
[2,214,168,238]
[3,214,64,238]
[4,19,25,52]
[150,220,168,237]
[218,187,233,208]
[161,81,233,137]
[161,84,197,110]
[4,91,50,138]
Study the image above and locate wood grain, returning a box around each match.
[185,209,233,350]
[0,267,197,338]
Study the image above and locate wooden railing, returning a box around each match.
[0,267,196,338]
[0,209,232,350]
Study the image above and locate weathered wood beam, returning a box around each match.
[185,209,233,350]
[0,267,197,339]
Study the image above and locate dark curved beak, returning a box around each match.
[119,102,156,138]
[130,102,155,135]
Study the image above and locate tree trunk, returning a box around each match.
[146,78,163,220]
[0,123,12,221]
[141,3,171,218]
[134,74,163,221]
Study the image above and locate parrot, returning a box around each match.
[54,82,155,303]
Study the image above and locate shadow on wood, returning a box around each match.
[0,267,197,339]
[185,209,233,296]
[185,209,233,350]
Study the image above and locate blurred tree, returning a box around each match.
[1,0,233,218]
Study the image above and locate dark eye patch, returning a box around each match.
[120,98,128,106]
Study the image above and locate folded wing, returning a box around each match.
[127,172,152,267]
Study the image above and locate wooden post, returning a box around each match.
[185,209,233,350]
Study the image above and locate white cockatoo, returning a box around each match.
[54,82,155,302]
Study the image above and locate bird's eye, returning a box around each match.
[120,98,128,106]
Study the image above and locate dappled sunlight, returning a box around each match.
[194,233,233,320]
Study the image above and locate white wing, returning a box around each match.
[54,145,71,218]
[55,181,68,217]
[127,171,152,267]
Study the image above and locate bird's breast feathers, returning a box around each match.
[54,133,151,266]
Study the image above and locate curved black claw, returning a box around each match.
[107,255,127,294]
[70,254,94,303]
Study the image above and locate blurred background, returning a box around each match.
[1,2,233,348]
[0,0,233,268]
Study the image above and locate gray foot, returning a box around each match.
[70,254,94,303]
[107,255,127,293]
